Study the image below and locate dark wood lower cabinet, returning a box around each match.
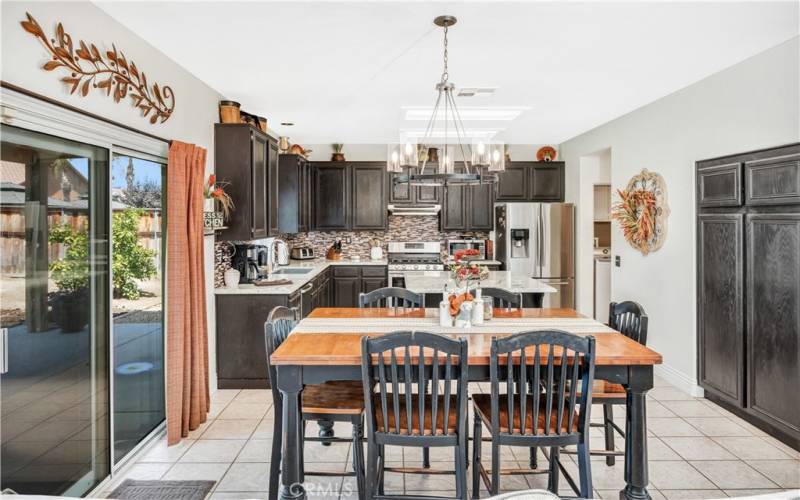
[332,265,387,307]
[745,213,800,441]
[216,294,289,389]
[697,214,744,406]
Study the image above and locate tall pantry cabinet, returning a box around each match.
[696,143,800,450]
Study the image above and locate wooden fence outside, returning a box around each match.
[0,208,163,274]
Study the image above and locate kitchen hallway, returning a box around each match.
[100,378,800,500]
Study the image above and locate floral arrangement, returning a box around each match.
[611,188,656,254]
[448,248,489,283]
[204,174,234,221]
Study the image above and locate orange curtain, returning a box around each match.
[166,140,210,445]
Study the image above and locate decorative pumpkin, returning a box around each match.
[536,146,557,162]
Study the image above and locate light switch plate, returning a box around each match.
[615,255,621,267]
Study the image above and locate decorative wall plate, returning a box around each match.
[20,12,175,124]
[611,169,669,255]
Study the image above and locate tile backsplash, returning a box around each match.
[213,215,489,286]
[284,215,489,258]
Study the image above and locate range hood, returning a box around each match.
[388,204,441,216]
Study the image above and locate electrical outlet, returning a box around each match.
[345,237,352,244]
[615,255,621,267]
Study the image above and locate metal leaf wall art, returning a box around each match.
[20,12,175,124]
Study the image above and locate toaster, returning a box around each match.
[290,246,314,260]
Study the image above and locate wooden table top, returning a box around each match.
[270,308,663,367]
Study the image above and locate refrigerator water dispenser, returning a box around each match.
[510,228,529,258]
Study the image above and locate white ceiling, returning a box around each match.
[96,1,799,144]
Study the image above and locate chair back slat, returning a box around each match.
[609,301,648,345]
[556,349,568,432]
[481,287,522,310]
[378,351,390,433]
[489,330,596,438]
[544,347,554,435]
[431,349,439,435]
[359,287,423,310]
[361,331,468,440]
[532,344,541,436]
[264,306,299,404]
[390,349,401,433]
[404,348,413,434]
[519,346,527,435]
[443,353,453,435]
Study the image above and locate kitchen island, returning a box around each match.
[403,270,556,307]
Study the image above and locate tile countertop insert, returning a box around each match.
[404,271,556,294]
[214,258,388,295]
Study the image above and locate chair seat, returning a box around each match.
[472,393,578,434]
[374,394,459,435]
[302,381,365,415]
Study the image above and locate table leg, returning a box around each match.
[278,365,305,500]
[620,366,653,500]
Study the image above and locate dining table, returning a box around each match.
[270,307,663,500]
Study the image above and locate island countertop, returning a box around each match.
[403,271,556,294]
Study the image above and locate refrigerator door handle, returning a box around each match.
[538,207,545,277]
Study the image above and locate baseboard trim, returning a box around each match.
[654,363,704,397]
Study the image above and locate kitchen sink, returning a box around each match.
[272,268,314,275]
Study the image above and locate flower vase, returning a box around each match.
[204,198,224,229]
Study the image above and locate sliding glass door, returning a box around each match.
[0,124,110,496]
[110,153,166,463]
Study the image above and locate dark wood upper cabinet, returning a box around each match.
[697,213,744,407]
[388,168,441,205]
[745,153,800,206]
[267,137,279,235]
[278,154,308,234]
[440,164,494,231]
[469,181,494,230]
[496,163,529,201]
[312,162,387,231]
[495,161,565,202]
[697,162,742,207]
[389,170,413,204]
[745,213,800,439]
[351,163,387,230]
[441,181,467,230]
[313,163,349,230]
[214,124,271,240]
[529,162,565,201]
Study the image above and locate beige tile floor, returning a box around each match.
[97,376,800,499]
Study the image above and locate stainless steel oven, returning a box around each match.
[387,241,443,288]
[446,239,486,259]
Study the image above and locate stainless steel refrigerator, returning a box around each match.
[495,203,575,308]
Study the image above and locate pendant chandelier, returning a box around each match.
[387,15,504,187]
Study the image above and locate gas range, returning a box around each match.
[387,241,444,272]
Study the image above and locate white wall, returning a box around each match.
[560,37,800,394]
[303,144,557,162]
[1,1,223,388]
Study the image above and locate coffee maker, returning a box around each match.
[231,244,269,283]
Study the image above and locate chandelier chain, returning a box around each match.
[441,25,449,83]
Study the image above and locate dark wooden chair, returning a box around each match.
[265,306,366,500]
[359,287,424,309]
[361,331,470,500]
[472,330,596,499]
[596,301,649,465]
[480,288,522,310]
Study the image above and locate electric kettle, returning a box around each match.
[275,240,289,266]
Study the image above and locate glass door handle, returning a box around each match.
[1,327,8,374]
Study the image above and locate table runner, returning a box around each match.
[292,313,616,335]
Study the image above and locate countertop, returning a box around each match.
[404,271,556,294]
[215,258,388,295]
